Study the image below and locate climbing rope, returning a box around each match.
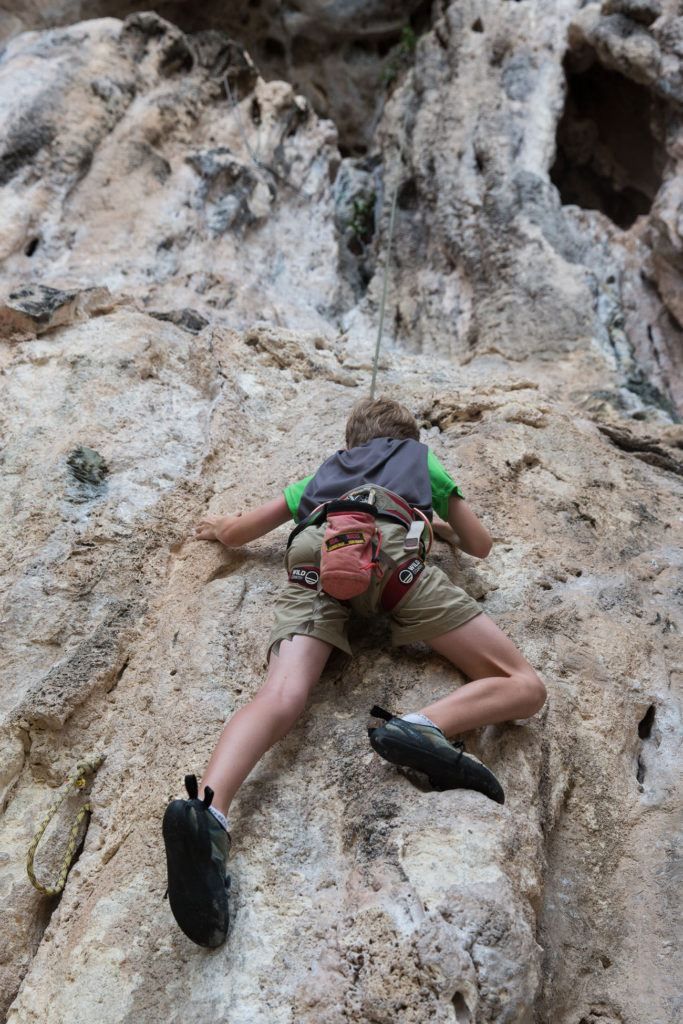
[26,754,105,897]
[370,178,400,399]
[222,64,401,396]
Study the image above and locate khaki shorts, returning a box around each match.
[267,521,482,660]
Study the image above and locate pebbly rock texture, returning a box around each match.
[0,3,682,1024]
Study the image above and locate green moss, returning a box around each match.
[381,25,419,87]
[400,26,417,53]
[349,192,376,244]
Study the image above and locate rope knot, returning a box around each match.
[26,753,106,897]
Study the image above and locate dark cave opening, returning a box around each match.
[152,0,435,155]
[551,49,667,229]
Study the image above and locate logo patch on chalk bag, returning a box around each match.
[325,532,365,552]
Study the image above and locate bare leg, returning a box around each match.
[199,634,333,816]
[419,613,546,738]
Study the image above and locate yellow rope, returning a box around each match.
[26,754,105,897]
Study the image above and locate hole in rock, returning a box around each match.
[261,36,286,60]
[376,37,396,58]
[471,18,484,32]
[636,756,646,784]
[25,236,40,256]
[410,0,434,36]
[638,703,655,740]
[397,177,419,210]
[551,49,666,229]
[291,35,318,64]
[339,142,368,159]
[452,992,472,1023]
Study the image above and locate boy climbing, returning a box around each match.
[162,397,546,948]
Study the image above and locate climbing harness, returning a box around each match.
[370,178,400,400]
[287,486,425,549]
[26,754,105,897]
[287,485,433,609]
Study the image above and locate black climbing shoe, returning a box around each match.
[367,706,505,805]
[162,774,231,948]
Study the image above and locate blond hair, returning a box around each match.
[345,396,419,449]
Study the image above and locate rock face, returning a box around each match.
[0,0,429,154]
[0,15,344,330]
[0,4,681,1024]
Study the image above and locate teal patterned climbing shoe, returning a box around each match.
[162,774,231,947]
[368,706,505,804]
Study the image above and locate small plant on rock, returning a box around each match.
[381,26,418,87]
[349,192,376,246]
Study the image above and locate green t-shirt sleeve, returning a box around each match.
[283,475,314,522]
[427,450,464,519]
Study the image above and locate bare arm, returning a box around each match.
[433,494,492,559]
[193,496,292,547]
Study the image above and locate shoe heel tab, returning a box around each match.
[369,705,394,721]
[184,774,198,799]
[202,785,214,809]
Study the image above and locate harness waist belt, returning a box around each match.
[380,556,426,612]
[287,488,416,550]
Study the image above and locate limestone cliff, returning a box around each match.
[0,3,681,1023]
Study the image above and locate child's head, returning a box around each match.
[345,396,419,449]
